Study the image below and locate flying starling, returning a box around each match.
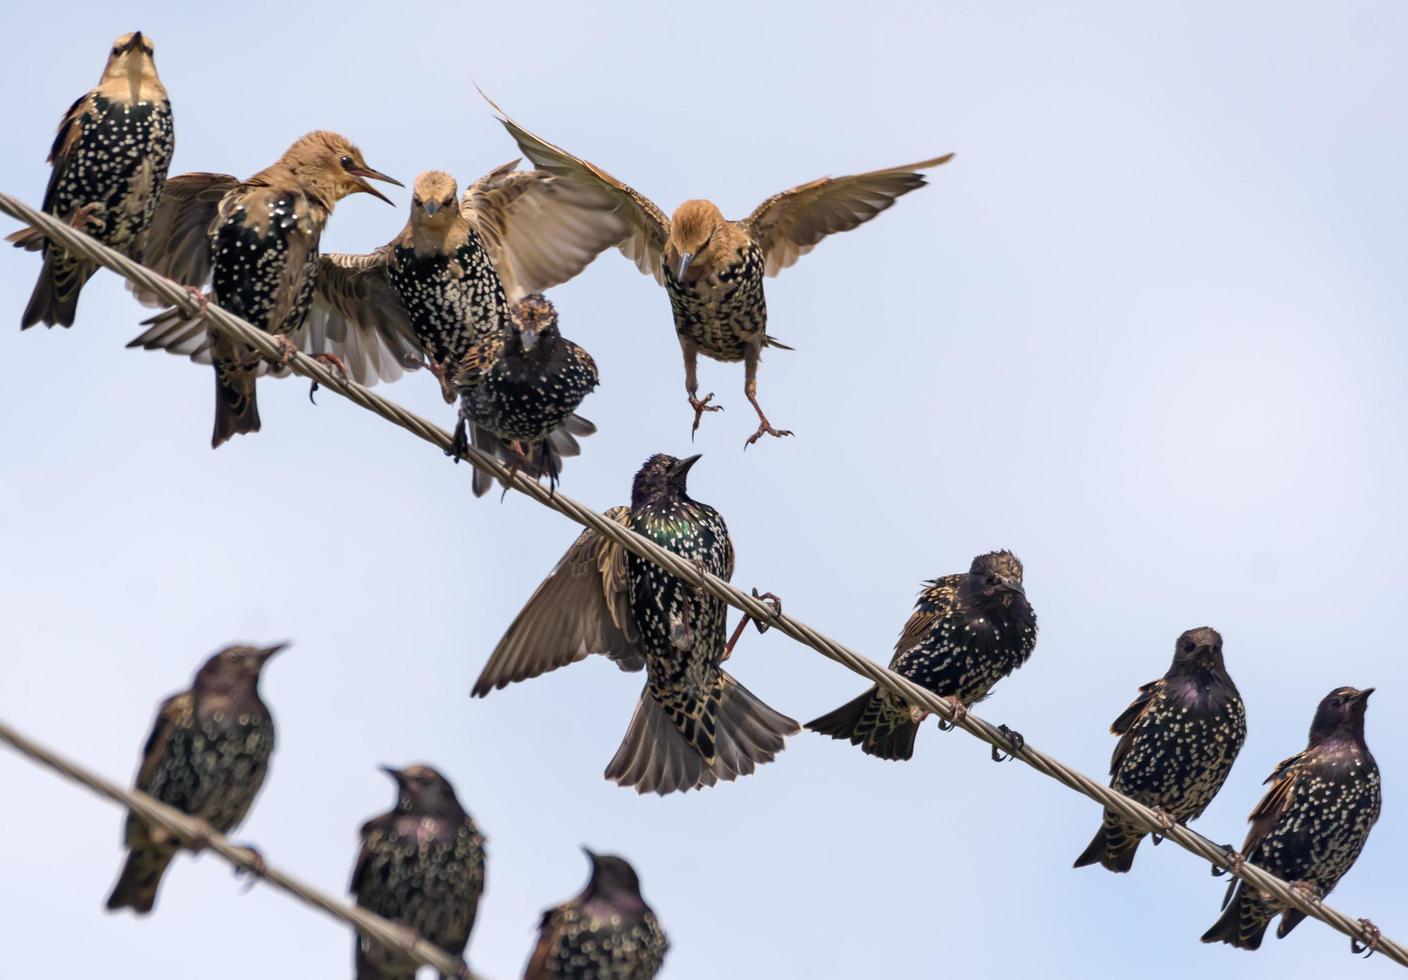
[807,551,1037,761]
[457,293,599,497]
[351,765,486,980]
[524,849,668,980]
[9,31,173,328]
[474,454,798,794]
[483,91,951,445]
[106,642,285,914]
[1202,686,1381,951]
[125,132,407,446]
[1074,627,1246,873]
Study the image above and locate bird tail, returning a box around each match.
[212,356,261,448]
[467,414,596,498]
[1200,881,1275,950]
[764,333,794,351]
[1072,810,1144,873]
[106,845,178,915]
[806,686,919,761]
[354,935,416,980]
[16,245,92,329]
[605,672,798,795]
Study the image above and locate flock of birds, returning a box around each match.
[7,30,1387,980]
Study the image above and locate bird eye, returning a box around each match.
[1182,641,1195,653]
[985,575,997,586]
[339,155,354,169]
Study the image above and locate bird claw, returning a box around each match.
[991,723,1024,762]
[233,844,267,892]
[1352,918,1382,957]
[935,695,967,731]
[428,358,457,404]
[1211,843,1244,877]
[448,414,469,463]
[177,284,209,318]
[750,588,782,634]
[455,962,475,980]
[1148,806,1176,844]
[688,393,723,439]
[742,420,794,450]
[1289,880,1324,906]
[182,818,215,855]
[307,353,349,403]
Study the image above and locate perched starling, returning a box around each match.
[351,765,486,980]
[1202,687,1381,951]
[807,551,1036,761]
[474,454,798,794]
[125,133,409,446]
[9,31,173,328]
[1074,627,1246,873]
[106,642,285,914]
[484,92,951,445]
[524,849,668,980]
[458,293,599,497]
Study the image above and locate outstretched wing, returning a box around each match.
[482,89,671,283]
[472,506,642,696]
[744,154,953,277]
[129,172,240,301]
[461,160,630,304]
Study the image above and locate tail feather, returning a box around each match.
[1200,882,1275,950]
[212,357,261,448]
[468,413,598,498]
[1072,810,1144,873]
[19,250,92,329]
[106,846,178,915]
[806,687,919,761]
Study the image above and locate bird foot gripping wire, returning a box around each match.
[427,357,457,405]
[1288,879,1324,910]
[1210,843,1244,878]
[935,695,967,731]
[1352,918,1382,958]
[307,353,350,403]
[1148,806,1176,845]
[233,844,268,893]
[688,392,723,440]
[990,723,1024,763]
[181,817,216,855]
[723,588,783,661]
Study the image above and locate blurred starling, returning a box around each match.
[125,133,407,446]
[484,91,951,445]
[1202,686,1381,950]
[9,31,173,328]
[807,551,1036,761]
[457,293,599,497]
[524,849,668,980]
[1074,627,1246,873]
[474,454,798,794]
[351,765,486,980]
[106,642,285,914]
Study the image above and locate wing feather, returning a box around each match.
[128,172,240,303]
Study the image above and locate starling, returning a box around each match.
[807,551,1036,761]
[351,765,487,980]
[474,454,798,794]
[106,642,285,914]
[1202,686,1381,951]
[484,92,952,445]
[9,31,173,328]
[1074,627,1246,873]
[124,132,407,447]
[457,293,599,497]
[524,849,668,980]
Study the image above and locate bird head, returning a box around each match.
[969,550,1025,606]
[409,170,459,225]
[509,293,558,355]
[100,32,161,99]
[1309,686,1374,744]
[631,453,701,508]
[1168,627,1227,680]
[581,848,646,907]
[380,764,464,816]
[665,200,727,281]
[195,642,287,691]
[281,132,402,206]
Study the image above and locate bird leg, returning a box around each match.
[723,590,783,661]
[1353,918,1382,957]
[683,344,723,438]
[67,202,103,232]
[935,695,967,731]
[1289,880,1324,906]
[1211,844,1245,878]
[1148,806,1176,845]
[233,844,267,892]
[742,353,793,448]
[307,353,349,404]
[427,357,458,404]
[990,723,1025,762]
[181,817,216,855]
[172,284,209,319]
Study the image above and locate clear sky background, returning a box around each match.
[1,2,1405,977]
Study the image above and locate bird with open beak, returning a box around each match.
[126,132,411,447]
[9,31,174,328]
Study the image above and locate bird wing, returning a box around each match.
[7,94,94,251]
[349,813,393,896]
[891,575,961,658]
[129,172,240,302]
[461,160,631,304]
[743,153,954,277]
[523,906,568,980]
[472,506,643,696]
[1241,751,1305,858]
[134,691,192,794]
[297,251,425,385]
[1109,680,1161,775]
[481,90,671,284]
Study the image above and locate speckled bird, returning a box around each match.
[808,551,1037,761]
[106,642,285,914]
[524,849,668,980]
[484,91,952,445]
[458,293,599,497]
[125,132,407,446]
[474,454,798,794]
[1074,627,1246,873]
[351,765,486,980]
[1202,686,1381,951]
[9,31,173,328]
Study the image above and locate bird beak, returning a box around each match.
[675,251,695,280]
[669,454,702,480]
[998,577,1025,597]
[378,765,405,785]
[517,326,540,353]
[118,31,145,54]
[348,166,403,205]
[581,846,600,867]
[422,199,440,216]
[255,641,289,664]
[1351,688,1375,704]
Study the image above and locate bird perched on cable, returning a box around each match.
[125,132,409,447]
[474,453,798,794]
[807,551,1036,761]
[524,849,668,980]
[351,765,486,980]
[1202,686,1381,951]
[1074,627,1246,873]
[9,31,173,328]
[106,642,285,914]
[318,168,621,493]
[483,91,952,446]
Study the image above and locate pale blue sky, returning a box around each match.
[2,2,1405,977]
